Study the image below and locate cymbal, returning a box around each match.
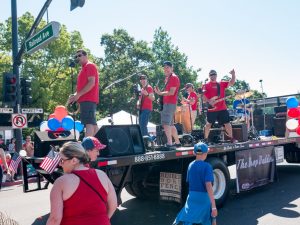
[235,91,254,100]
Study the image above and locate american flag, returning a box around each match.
[9,153,22,174]
[40,149,61,174]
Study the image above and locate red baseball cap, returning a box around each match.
[81,137,106,151]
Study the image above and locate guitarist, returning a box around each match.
[202,69,236,143]
[154,61,181,149]
[138,74,155,136]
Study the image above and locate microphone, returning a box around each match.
[180,87,186,91]
[68,58,76,68]
[259,79,263,83]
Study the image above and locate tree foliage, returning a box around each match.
[0,12,263,127]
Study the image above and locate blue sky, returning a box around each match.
[1,0,300,97]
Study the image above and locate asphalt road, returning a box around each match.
[0,163,300,225]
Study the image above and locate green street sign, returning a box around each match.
[25,21,61,54]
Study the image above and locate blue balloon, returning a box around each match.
[47,118,61,131]
[286,97,299,109]
[75,121,84,132]
[62,116,74,131]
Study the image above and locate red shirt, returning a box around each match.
[140,85,153,110]
[61,169,110,225]
[163,73,180,104]
[188,91,198,111]
[203,81,229,112]
[77,61,99,104]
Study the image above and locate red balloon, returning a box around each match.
[287,108,300,118]
[296,126,300,135]
[54,105,68,121]
[48,113,56,120]
[56,127,65,131]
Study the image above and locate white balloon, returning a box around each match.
[40,121,49,131]
[286,119,298,131]
[70,129,80,140]
[19,150,27,157]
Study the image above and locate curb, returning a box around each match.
[2,178,41,187]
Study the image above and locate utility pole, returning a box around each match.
[10,0,85,152]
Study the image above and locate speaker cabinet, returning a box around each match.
[95,125,145,157]
[34,131,76,157]
[253,114,274,131]
[273,117,286,137]
[232,123,248,142]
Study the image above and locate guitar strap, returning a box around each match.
[217,82,221,97]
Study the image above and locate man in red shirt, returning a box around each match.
[68,49,99,137]
[181,83,198,130]
[202,69,236,143]
[138,74,155,136]
[154,61,181,148]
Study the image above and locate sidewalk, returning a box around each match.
[2,177,43,187]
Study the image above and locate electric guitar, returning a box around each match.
[205,95,233,110]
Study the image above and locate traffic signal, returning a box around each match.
[2,72,17,106]
[20,78,32,105]
[70,0,85,11]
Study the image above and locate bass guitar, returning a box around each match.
[205,95,233,110]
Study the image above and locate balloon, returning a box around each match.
[40,121,50,131]
[286,97,299,109]
[62,116,74,131]
[286,119,298,131]
[296,126,300,135]
[48,118,62,131]
[75,121,84,132]
[287,108,300,118]
[56,127,65,131]
[54,105,68,121]
[70,129,80,140]
[19,150,27,157]
[48,113,56,119]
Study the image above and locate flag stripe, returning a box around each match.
[40,150,61,174]
[8,154,22,173]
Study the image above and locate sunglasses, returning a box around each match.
[209,74,217,76]
[75,54,83,58]
[60,157,72,164]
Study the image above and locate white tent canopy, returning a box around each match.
[97,110,156,133]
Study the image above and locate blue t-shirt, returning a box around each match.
[187,160,214,192]
[233,99,250,114]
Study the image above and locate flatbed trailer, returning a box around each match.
[23,136,300,207]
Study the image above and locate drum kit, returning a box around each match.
[232,90,259,140]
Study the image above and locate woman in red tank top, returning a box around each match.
[46,142,117,225]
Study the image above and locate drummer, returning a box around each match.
[181,83,198,130]
[233,90,251,129]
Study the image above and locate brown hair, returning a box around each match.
[60,141,90,164]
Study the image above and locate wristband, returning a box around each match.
[212,207,217,210]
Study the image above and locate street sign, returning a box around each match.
[25,21,61,54]
[0,108,14,113]
[21,108,44,114]
[12,114,28,129]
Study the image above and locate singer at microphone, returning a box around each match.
[67,49,100,137]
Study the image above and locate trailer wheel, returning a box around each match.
[206,157,230,207]
[126,166,159,199]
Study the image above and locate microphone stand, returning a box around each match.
[69,61,77,141]
[259,79,266,131]
[104,71,140,125]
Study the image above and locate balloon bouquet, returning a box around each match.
[285,97,300,135]
[40,105,84,140]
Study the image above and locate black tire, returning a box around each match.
[206,157,230,207]
[126,165,160,200]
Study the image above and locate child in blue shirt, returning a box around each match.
[173,142,217,225]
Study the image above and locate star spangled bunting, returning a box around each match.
[9,153,22,173]
[40,149,61,174]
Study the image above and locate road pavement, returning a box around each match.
[0,163,300,225]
